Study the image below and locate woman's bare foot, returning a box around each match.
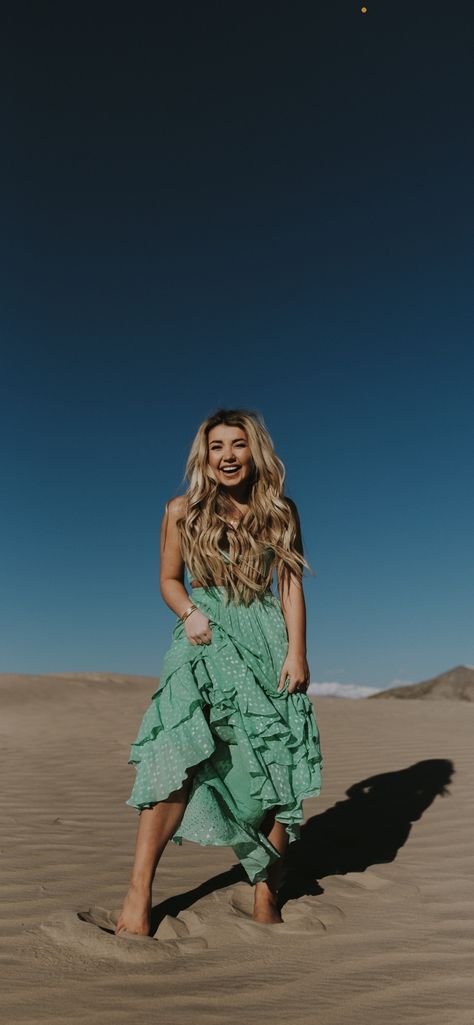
[252,881,283,924]
[115,881,152,936]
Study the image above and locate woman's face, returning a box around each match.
[207,424,254,491]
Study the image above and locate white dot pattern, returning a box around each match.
[125,583,323,884]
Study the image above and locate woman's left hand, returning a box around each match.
[277,652,311,694]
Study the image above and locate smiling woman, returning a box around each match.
[208,426,252,489]
[115,407,323,936]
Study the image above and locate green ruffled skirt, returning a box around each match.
[126,585,323,884]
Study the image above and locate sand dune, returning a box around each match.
[370,664,474,701]
[1,672,473,1024]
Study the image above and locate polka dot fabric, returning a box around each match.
[126,584,323,884]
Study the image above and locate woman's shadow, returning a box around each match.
[150,757,454,929]
[278,757,454,907]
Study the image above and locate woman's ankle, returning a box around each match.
[254,879,278,902]
[129,875,153,894]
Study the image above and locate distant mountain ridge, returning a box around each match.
[2,667,473,702]
[370,665,474,701]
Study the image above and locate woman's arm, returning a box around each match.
[277,499,310,693]
[159,496,194,619]
[279,499,307,654]
[159,497,213,646]
[280,574,307,655]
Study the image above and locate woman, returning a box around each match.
[115,407,322,935]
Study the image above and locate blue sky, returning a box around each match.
[1,2,473,687]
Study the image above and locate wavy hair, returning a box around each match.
[168,407,315,606]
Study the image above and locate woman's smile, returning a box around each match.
[207,423,254,494]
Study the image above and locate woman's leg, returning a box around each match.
[115,770,197,936]
[253,808,289,924]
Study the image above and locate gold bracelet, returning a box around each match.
[181,603,198,623]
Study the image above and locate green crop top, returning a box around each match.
[185,544,275,585]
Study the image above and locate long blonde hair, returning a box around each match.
[169,407,315,606]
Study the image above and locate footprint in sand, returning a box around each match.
[227,883,344,935]
[39,906,207,963]
[43,880,347,964]
[39,909,165,962]
[153,884,345,945]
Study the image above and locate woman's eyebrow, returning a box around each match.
[210,438,246,445]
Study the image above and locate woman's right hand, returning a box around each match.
[184,609,213,646]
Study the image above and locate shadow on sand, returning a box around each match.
[278,756,454,908]
[150,757,454,930]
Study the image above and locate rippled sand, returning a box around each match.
[1,673,472,1025]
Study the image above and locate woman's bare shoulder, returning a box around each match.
[165,494,188,520]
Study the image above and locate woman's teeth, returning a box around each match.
[222,466,240,474]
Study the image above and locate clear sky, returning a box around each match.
[1,2,473,687]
